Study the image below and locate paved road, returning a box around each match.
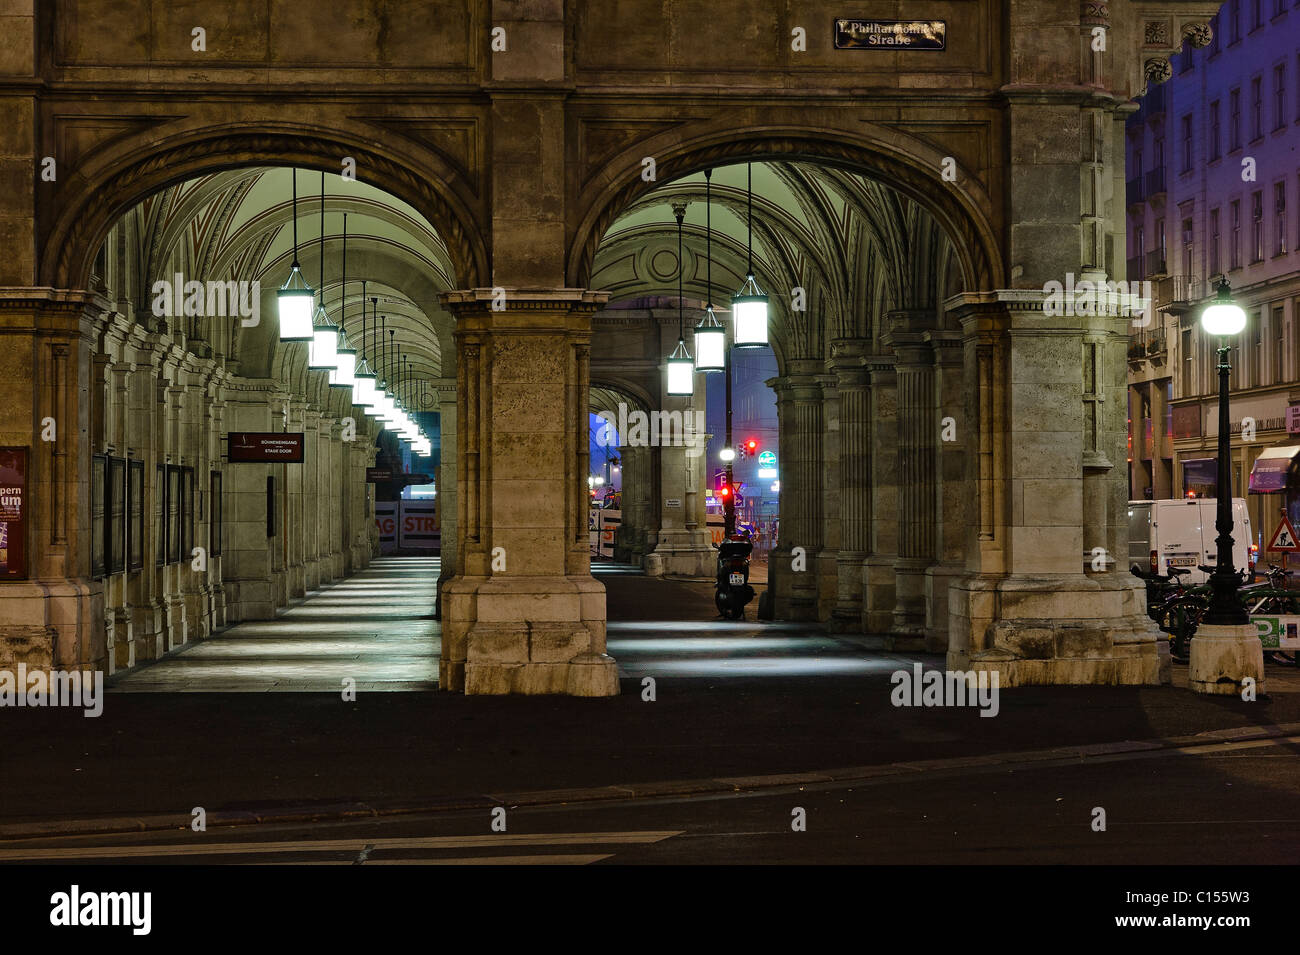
[5,733,1298,865]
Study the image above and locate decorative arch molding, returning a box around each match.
[568,123,1002,296]
[42,125,488,292]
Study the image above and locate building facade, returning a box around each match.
[1126,0,1300,551]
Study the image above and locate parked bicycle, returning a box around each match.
[1131,564,1209,660]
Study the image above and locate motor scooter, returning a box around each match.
[714,536,756,619]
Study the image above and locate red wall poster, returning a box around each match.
[0,447,28,580]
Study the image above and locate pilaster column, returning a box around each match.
[887,311,938,647]
[774,361,825,622]
[864,355,898,633]
[285,399,308,598]
[302,408,323,590]
[161,381,187,648]
[438,288,618,697]
[434,375,458,616]
[829,340,869,630]
[926,331,966,653]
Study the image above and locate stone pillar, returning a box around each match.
[303,408,323,590]
[220,381,280,621]
[0,291,104,675]
[439,288,618,697]
[946,290,1163,686]
[106,360,134,673]
[888,312,938,648]
[161,381,187,648]
[829,340,869,630]
[864,355,899,634]
[926,332,966,653]
[180,370,211,643]
[286,399,308,599]
[816,372,840,619]
[773,361,824,621]
[434,375,458,616]
[207,395,227,630]
[614,441,652,565]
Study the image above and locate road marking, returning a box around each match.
[0,830,683,862]
[259,854,614,866]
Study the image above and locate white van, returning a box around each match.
[1127,498,1255,584]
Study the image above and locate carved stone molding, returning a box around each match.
[1144,57,1173,86]
[46,132,487,293]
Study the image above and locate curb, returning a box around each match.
[4,720,1299,841]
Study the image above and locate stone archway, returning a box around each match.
[41,126,488,294]
[567,122,1003,296]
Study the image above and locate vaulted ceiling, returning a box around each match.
[591,161,962,367]
[101,166,457,398]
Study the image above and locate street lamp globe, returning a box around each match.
[1201,279,1247,336]
[719,447,736,462]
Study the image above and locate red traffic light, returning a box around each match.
[745,439,758,452]
[720,486,730,497]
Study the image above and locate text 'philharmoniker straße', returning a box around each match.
[833,19,947,50]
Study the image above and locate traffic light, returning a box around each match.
[719,485,731,498]
[739,438,759,459]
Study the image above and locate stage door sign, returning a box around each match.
[0,447,28,580]
[227,432,305,463]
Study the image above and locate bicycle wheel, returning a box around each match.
[1168,600,1205,658]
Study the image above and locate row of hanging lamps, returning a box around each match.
[665,205,695,397]
[693,168,726,373]
[331,205,357,394]
[307,173,339,370]
[277,168,315,341]
[731,161,769,348]
[353,284,377,408]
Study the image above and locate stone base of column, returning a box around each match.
[826,552,866,633]
[183,587,210,643]
[164,596,188,652]
[106,608,134,674]
[947,573,1165,686]
[441,575,618,697]
[305,557,322,591]
[130,603,163,662]
[887,557,929,648]
[648,530,714,578]
[289,562,307,599]
[0,580,104,671]
[923,562,964,654]
[862,556,896,634]
[209,584,227,630]
[1189,623,1264,696]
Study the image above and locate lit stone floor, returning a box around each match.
[110,557,441,692]
[110,557,898,693]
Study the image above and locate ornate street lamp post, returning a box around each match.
[1188,277,1263,696]
[1199,278,1248,626]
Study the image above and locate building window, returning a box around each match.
[1274,305,1286,383]
[1182,217,1194,276]
[1210,12,1222,56]
[1210,208,1222,276]
[1252,191,1264,262]
[1251,76,1264,140]
[1231,0,1242,42]
[1230,88,1241,150]
[1180,114,1193,172]
[1156,218,1166,270]
[1276,181,1288,256]
[1209,100,1221,160]
[1252,0,1264,28]
[1248,314,1258,389]
[1275,64,1287,131]
[1231,199,1242,268]
[1182,327,1195,394]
